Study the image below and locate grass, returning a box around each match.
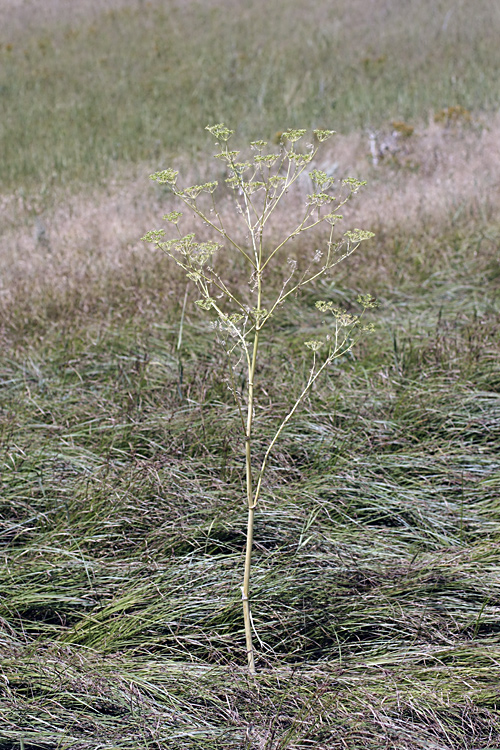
[1,0,500,747]
[1,206,499,746]
[1,0,500,192]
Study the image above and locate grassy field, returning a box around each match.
[2,0,500,190]
[1,0,500,748]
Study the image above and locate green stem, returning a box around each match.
[243,318,260,674]
[242,231,262,673]
[242,503,256,673]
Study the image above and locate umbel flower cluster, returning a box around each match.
[143,126,374,350]
[143,125,375,674]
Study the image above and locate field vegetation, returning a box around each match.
[1,0,500,748]
[2,0,500,189]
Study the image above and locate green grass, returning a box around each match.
[2,0,500,191]
[1,211,499,747]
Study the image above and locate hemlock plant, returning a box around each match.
[143,125,375,673]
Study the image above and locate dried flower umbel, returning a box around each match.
[143,125,375,673]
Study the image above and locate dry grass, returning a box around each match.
[1,113,499,342]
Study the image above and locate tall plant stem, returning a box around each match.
[242,503,256,674]
[243,325,259,674]
[242,264,261,675]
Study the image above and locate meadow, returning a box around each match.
[1,0,500,748]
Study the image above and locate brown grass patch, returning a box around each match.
[1,114,499,340]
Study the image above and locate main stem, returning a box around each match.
[242,267,261,674]
[243,325,259,674]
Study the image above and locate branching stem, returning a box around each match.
[144,126,373,675]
